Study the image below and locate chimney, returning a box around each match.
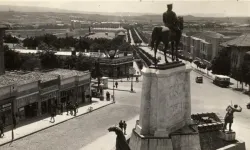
[0,25,8,75]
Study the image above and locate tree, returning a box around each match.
[4,34,19,43]
[39,51,59,69]
[211,49,231,75]
[4,45,22,70]
[21,55,41,71]
[242,61,250,91]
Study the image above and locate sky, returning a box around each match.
[1,0,250,16]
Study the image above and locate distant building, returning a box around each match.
[92,22,121,28]
[182,31,234,66]
[220,34,250,73]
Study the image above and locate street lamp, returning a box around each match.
[129,65,136,92]
[108,50,116,102]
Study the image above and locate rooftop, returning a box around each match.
[0,69,89,87]
[221,34,250,47]
[193,31,229,39]
[47,69,88,79]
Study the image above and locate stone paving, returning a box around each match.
[0,98,114,147]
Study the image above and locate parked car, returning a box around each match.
[213,75,230,88]
[247,102,250,109]
[196,76,203,83]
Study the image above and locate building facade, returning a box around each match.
[220,34,250,73]
[0,69,91,126]
[182,31,234,64]
[99,55,134,78]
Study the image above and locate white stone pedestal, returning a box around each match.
[129,62,201,150]
[135,63,192,136]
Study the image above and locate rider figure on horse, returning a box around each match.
[163,3,181,37]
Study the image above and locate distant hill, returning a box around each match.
[0,5,249,24]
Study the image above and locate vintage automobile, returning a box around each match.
[247,102,250,109]
[213,75,230,88]
[196,76,203,83]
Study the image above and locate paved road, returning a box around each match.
[1,70,250,149]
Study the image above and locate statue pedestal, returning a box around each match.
[129,62,201,150]
[219,130,236,142]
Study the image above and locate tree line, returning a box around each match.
[4,45,96,72]
[22,33,132,53]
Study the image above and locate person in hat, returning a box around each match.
[163,3,180,35]
[223,104,242,132]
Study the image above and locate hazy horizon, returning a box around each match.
[1,0,250,17]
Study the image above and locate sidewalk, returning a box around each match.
[80,115,139,150]
[0,98,114,147]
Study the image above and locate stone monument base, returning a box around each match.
[129,125,201,150]
[219,130,236,142]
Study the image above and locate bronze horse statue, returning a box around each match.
[150,16,184,65]
[108,126,131,150]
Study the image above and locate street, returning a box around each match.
[1,68,250,149]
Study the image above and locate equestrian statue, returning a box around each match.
[108,126,131,150]
[150,3,184,65]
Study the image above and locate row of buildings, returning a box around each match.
[181,30,250,75]
[0,69,91,126]
[181,31,241,66]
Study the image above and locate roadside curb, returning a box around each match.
[0,101,115,147]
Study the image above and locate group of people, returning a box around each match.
[50,101,79,123]
[119,120,127,135]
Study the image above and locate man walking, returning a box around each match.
[123,121,127,135]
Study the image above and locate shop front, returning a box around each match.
[16,92,39,121]
[77,74,91,104]
[0,97,14,126]
[40,91,58,115]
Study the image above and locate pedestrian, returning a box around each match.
[66,102,70,115]
[75,102,79,113]
[127,75,130,81]
[60,103,63,115]
[73,105,77,116]
[136,77,139,82]
[106,91,109,100]
[123,121,127,135]
[50,107,55,123]
[115,81,118,88]
[1,114,6,126]
[119,120,124,132]
[0,121,4,137]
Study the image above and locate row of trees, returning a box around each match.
[22,34,132,52]
[3,34,19,43]
[129,27,142,45]
[4,45,96,72]
[134,28,149,44]
[126,29,131,43]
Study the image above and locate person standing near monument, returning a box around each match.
[123,121,127,135]
[119,120,124,132]
[223,104,242,132]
